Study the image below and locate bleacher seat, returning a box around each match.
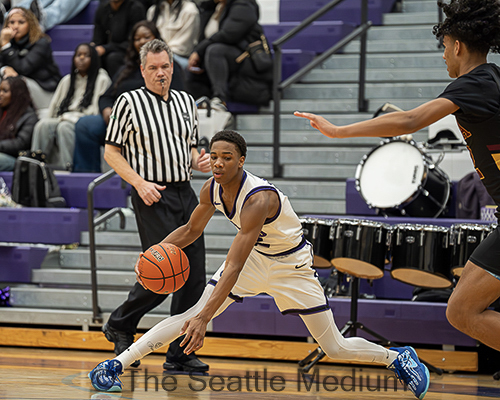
[64,1,99,25]
[47,25,94,53]
[279,0,397,25]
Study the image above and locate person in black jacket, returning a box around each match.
[92,0,146,78]
[185,0,272,108]
[0,7,61,117]
[0,76,38,170]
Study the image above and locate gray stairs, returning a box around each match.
[0,0,479,328]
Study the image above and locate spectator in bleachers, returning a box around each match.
[0,7,61,117]
[185,0,272,109]
[147,0,199,71]
[92,0,146,78]
[9,0,92,31]
[31,43,111,170]
[73,20,185,173]
[0,76,37,170]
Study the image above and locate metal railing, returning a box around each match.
[272,0,371,177]
[87,170,126,323]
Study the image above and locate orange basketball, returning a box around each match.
[138,243,190,294]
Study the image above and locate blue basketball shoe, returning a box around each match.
[388,346,430,399]
[88,359,123,392]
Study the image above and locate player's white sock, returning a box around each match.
[301,310,398,366]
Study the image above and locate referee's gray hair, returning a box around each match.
[140,39,174,68]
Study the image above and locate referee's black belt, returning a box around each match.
[153,180,191,188]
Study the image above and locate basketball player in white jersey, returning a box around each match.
[89,130,429,399]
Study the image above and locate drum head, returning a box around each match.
[333,258,384,280]
[358,141,425,208]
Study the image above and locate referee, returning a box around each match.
[103,39,211,373]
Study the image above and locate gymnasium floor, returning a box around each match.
[1,347,500,399]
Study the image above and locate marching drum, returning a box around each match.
[330,219,390,280]
[390,224,453,289]
[356,139,451,218]
[300,218,335,268]
[450,223,493,277]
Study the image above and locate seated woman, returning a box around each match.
[185,0,273,108]
[0,76,38,171]
[147,0,199,71]
[31,43,111,170]
[0,7,61,117]
[73,20,183,173]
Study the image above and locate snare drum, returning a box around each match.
[330,219,389,280]
[301,218,335,268]
[450,223,493,277]
[391,224,452,289]
[356,139,451,218]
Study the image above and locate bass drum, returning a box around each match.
[331,219,389,280]
[300,218,335,268]
[450,223,494,277]
[356,139,451,218]
[390,224,453,289]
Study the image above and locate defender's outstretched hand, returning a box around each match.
[294,111,339,138]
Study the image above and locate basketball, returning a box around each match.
[138,243,190,294]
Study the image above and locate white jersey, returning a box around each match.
[210,170,305,256]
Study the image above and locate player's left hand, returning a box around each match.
[134,253,146,288]
[294,111,339,138]
[179,315,208,354]
[197,148,211,173]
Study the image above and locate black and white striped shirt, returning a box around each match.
[105,87,199,183]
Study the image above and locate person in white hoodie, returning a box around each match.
[147,0,199,70]
[31,42,111,170]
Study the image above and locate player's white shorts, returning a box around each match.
[208,243,329,315]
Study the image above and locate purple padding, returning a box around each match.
[212,294,476,346]
[53,51,73,77]
[0,208,88,244]
[281,49,316,79]
[279,0,397,25]
[345,178,458,218]
[0,172,130,209]
[0,246,48,283]
[46,25,93,52]
[64,1,99,25]
[226,102,259,114]
[263,21,356,54]
[56,173,130,209]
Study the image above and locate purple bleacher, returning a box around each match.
[359,269,414,300]
[280,0,397,25]
[53,51,74,77]
[47,25,94,52]
[281,49,316,79]
[64,1,99,25]
[0,208,88,244]
[0,246,48,283]
[212,294,475,346]
[263,21,356,54]
[345,178,458,218]
[0,172,130,210]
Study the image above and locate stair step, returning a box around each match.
[9,287,171,313]
[343,39,440,53]
[383,11,439,25]
[365,25,436,40]
[318,52,446,69]
[31,268,217,286]
[0,307,167,329]
[283,82,448,100]
[402,0,440,13]
[303,68,452,82]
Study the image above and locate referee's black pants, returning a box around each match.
[108,181,206,362]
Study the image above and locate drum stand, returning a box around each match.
[298,275,443,375]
